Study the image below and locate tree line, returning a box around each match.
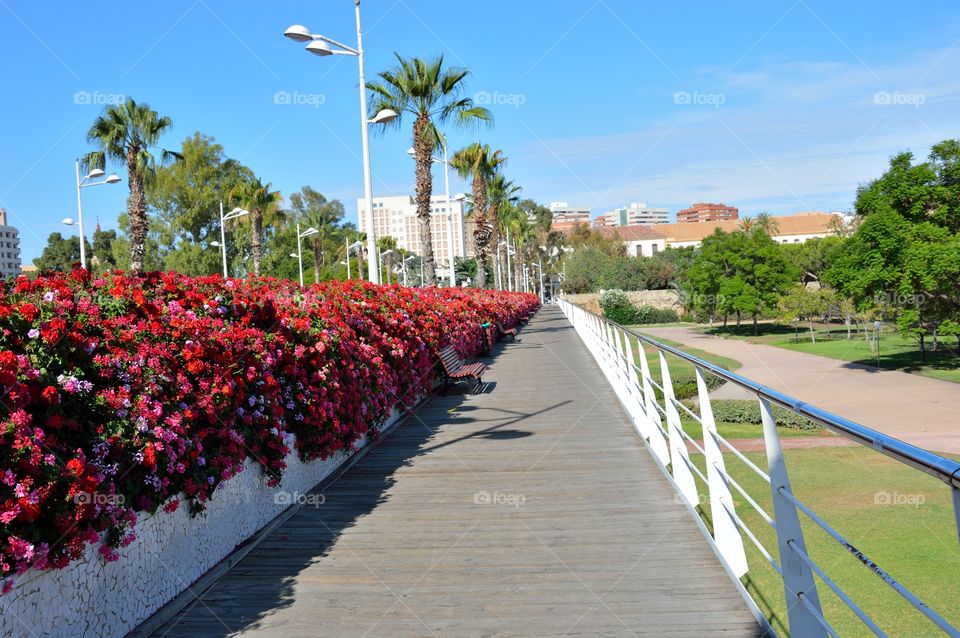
[36,53,563,292]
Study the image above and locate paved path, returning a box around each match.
[643,326,960,455]
[144,306,759,637]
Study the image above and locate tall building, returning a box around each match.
[0,210,21,279]
[596,202,669,226]
[549,202,591,231]
[356,195,469,274]
[676,202,739,223]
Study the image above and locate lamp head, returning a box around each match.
[283,25,313,42]
[104,173,121,184]
[85,168,105,179]
[369,109,398,125]
[306,40,333,56]
[62,217,75,225]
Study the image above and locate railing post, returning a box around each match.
[697,367,748,578]
[760,397,824,636]
[623,335,652,442]
[660,351,699,507]
[638,341,670,466]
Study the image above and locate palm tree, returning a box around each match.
[755,211,780,236]
[83,98,177,273]
[230,178,282,276]
[488,174,521,290]
[288,187,345,282]
[450,143,506,288]
[376,235,398,284]
[368,54,492,286]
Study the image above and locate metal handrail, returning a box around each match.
[557,298,960,636]
[581,304,960,489]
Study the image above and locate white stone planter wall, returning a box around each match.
[0,407,406,638]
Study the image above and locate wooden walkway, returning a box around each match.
[146,306,760,637]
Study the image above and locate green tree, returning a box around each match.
[91,228,118,273]
[450,143,505,288]
[825,141,960,358]
[287,187,345,283]
[34,233,87,272]
[368,54,491,286]
[777,284,831,342]
[83,98,178,273]
[229,177,282,276]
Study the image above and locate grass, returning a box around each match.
[625,330,743,380]
[701,322,960,384]
[688,446,960,636]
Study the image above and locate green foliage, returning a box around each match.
[684,228,797,327]
[598,289,637,324]
[824,140,960,356]
[34,233,87,272]
[707,399,820,430]
[633,305,679,324]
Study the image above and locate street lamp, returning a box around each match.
[344,238,362,279]
[296,223,319,287]
[284,6,398,285]
[218,203,250,278]
[406,146,466,287]
[401,254,416,286]
[379,249,394,285]
[74,161,120,269]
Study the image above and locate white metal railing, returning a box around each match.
[557,298,960,638]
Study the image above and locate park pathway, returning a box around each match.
[143,306,760,637]
[643,326,960,455]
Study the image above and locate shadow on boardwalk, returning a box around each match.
[144,307,761,637]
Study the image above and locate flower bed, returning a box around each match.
[0,270,538,592]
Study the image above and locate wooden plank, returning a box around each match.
[142,306,759,637]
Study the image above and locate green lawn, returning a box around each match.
[625,330,743,381]
[702,323,960,384]
[680,419,822,441]
[689,446,960,636]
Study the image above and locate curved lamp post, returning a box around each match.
[296,224,319,286]
[219,203,250,278]
[73,162,120,269]
[284,4,398,284]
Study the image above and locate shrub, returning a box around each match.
[598,289,639,324]
[634,305,679,324]
[708,399,820,430]
[0,269,539,590]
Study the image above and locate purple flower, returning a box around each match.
[43,292,55,302]
[27,328,39,339]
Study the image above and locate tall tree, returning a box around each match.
[82,98,178,273]
[368,54,492,286]
[487,174,521,290]
[287,187,345,283]
[34,233,87,272]
[450,143,505,288]
[230,177,282,276]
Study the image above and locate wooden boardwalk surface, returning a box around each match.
[147,306,760,637]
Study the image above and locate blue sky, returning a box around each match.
[2,1,959,261]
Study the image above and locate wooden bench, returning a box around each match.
[496,321,518,342]
[438,345,486,393]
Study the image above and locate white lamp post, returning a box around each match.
[344,239,362,279]
[284,6,397,285]
[406,145,466,287]
[296,223,319,286]
[218,202,250,278]
[402,254,416,286]
[379,249,394,284]
[73,161,120,269]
